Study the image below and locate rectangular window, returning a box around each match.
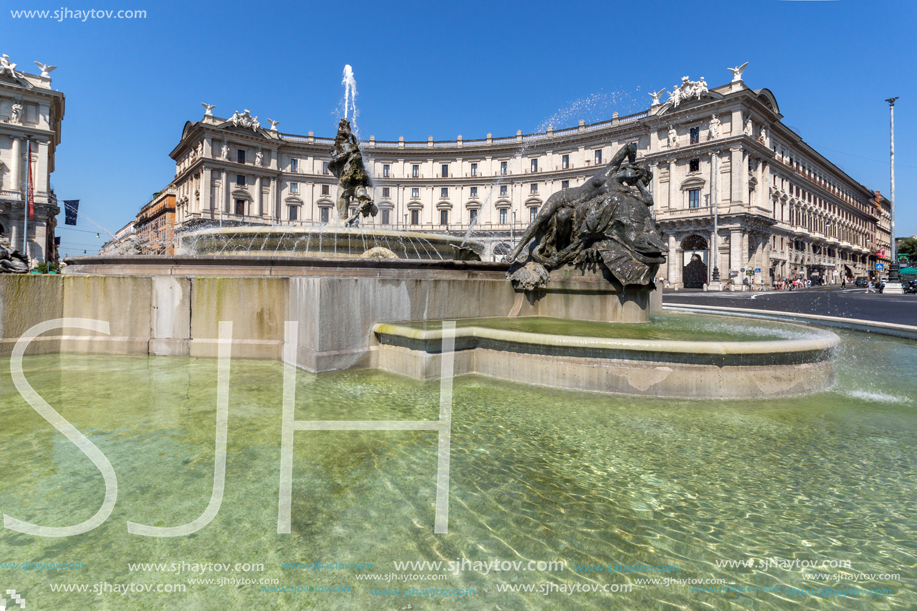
[562,180,569,189]
[381,209,390,225]
[321,184,330,195]
[500,185,507,196]
[530,183,537,194]
[530,207,537,222]
[411,187,419,198]
[411,209,419,225]
[382,187,390,198]
[499,209,508,224]
[501,161,508,175]
[290,182,298,193]
[237,150,245,164]
[470,186,478,197]
[689,158,699,173]
[562,154,569,169]
[320,207,329,223]
[440,209,449,225]
[469,208,478,223]
[322,161,329,175]
[291,158,298,172]
[441,187,448,198]
[690,127,700,144]
[234,199,245,216]
[236,174,245,186]
[595,150,602,165]
[688,189,700,208]
[383,164,390,177]
[471,163,478,176]
[412,164,419,177]
[289,205,298,221]
[441,164,449,178]
[530,159,538,172]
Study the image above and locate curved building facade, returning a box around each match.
[169,71,887,285]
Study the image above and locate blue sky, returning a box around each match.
[3,0,916,256]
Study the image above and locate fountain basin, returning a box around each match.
[372,315,839,399]
[176,225,485,260]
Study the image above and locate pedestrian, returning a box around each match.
[841,276,846,289]
[866,280,875,294]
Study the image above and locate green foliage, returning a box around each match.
[898,237,917,259]
[35,261,59,274]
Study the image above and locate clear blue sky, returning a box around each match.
[3,0,916,256]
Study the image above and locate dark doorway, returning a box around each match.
[681,235,709,288]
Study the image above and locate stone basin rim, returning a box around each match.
[372,321,841,355]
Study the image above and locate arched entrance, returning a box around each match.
[681,235,708,288]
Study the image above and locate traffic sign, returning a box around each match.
[876,263,884,270]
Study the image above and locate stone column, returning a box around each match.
[742,232,751,271]
[270,178,277,221]
[730,228,743,277]
[667,235,678,282]
[9,137,21,193]
[10,217,19,249]
[673,246,684,287]
[221,169,230,214]
[255,176,263,217]
[730,146,744,205]
[667,161,676,210]
[201,168,212,216]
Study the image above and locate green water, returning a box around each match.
[398,312,821,342]
[0,328,914,610]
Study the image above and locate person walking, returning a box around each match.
[841,276,846,289]
[866,279,876,294]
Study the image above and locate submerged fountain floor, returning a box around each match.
[0,327,914,610]
[373,313,839,399]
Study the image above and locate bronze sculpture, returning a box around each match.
[328,118,377,226]
[508,143,665,291]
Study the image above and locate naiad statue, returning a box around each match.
[328,118,377,226]
[508,143,666,291]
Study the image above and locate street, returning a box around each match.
[663,286,917,326]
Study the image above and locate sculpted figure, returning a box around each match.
[708,114,720,140]
[9,102,22,124]
[255,150,263,166]
[220,143,229,160]
[328,118,377,225]
[0,55,19,78]
[0,238,28,273]
[744,118,753,136]
[508,144,665,290]
[667,125,677,148]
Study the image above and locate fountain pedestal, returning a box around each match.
[510,264,651,323]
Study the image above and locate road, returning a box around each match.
[663,287,917,327]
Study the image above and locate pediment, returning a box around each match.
[0,72,33,90]
[680,176,706,190]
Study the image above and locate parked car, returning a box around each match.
[855,276,868,287]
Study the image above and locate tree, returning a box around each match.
[898,237,917,264]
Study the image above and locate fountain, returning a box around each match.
[4,73,915,611]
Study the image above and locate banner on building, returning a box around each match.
[64,200,80,225]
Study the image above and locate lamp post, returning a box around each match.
[884,97,903,293]
[711,150,720,282]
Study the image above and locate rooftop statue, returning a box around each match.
[508,143,666,291]
[328,118,377,226]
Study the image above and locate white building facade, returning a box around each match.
[0,54,64,264]
[170,70,879,285]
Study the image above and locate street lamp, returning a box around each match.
[885,97,903,293]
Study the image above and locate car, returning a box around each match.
[881,276,889,283]
[855,276,868,287]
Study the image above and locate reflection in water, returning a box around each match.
[0,328,914,610]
